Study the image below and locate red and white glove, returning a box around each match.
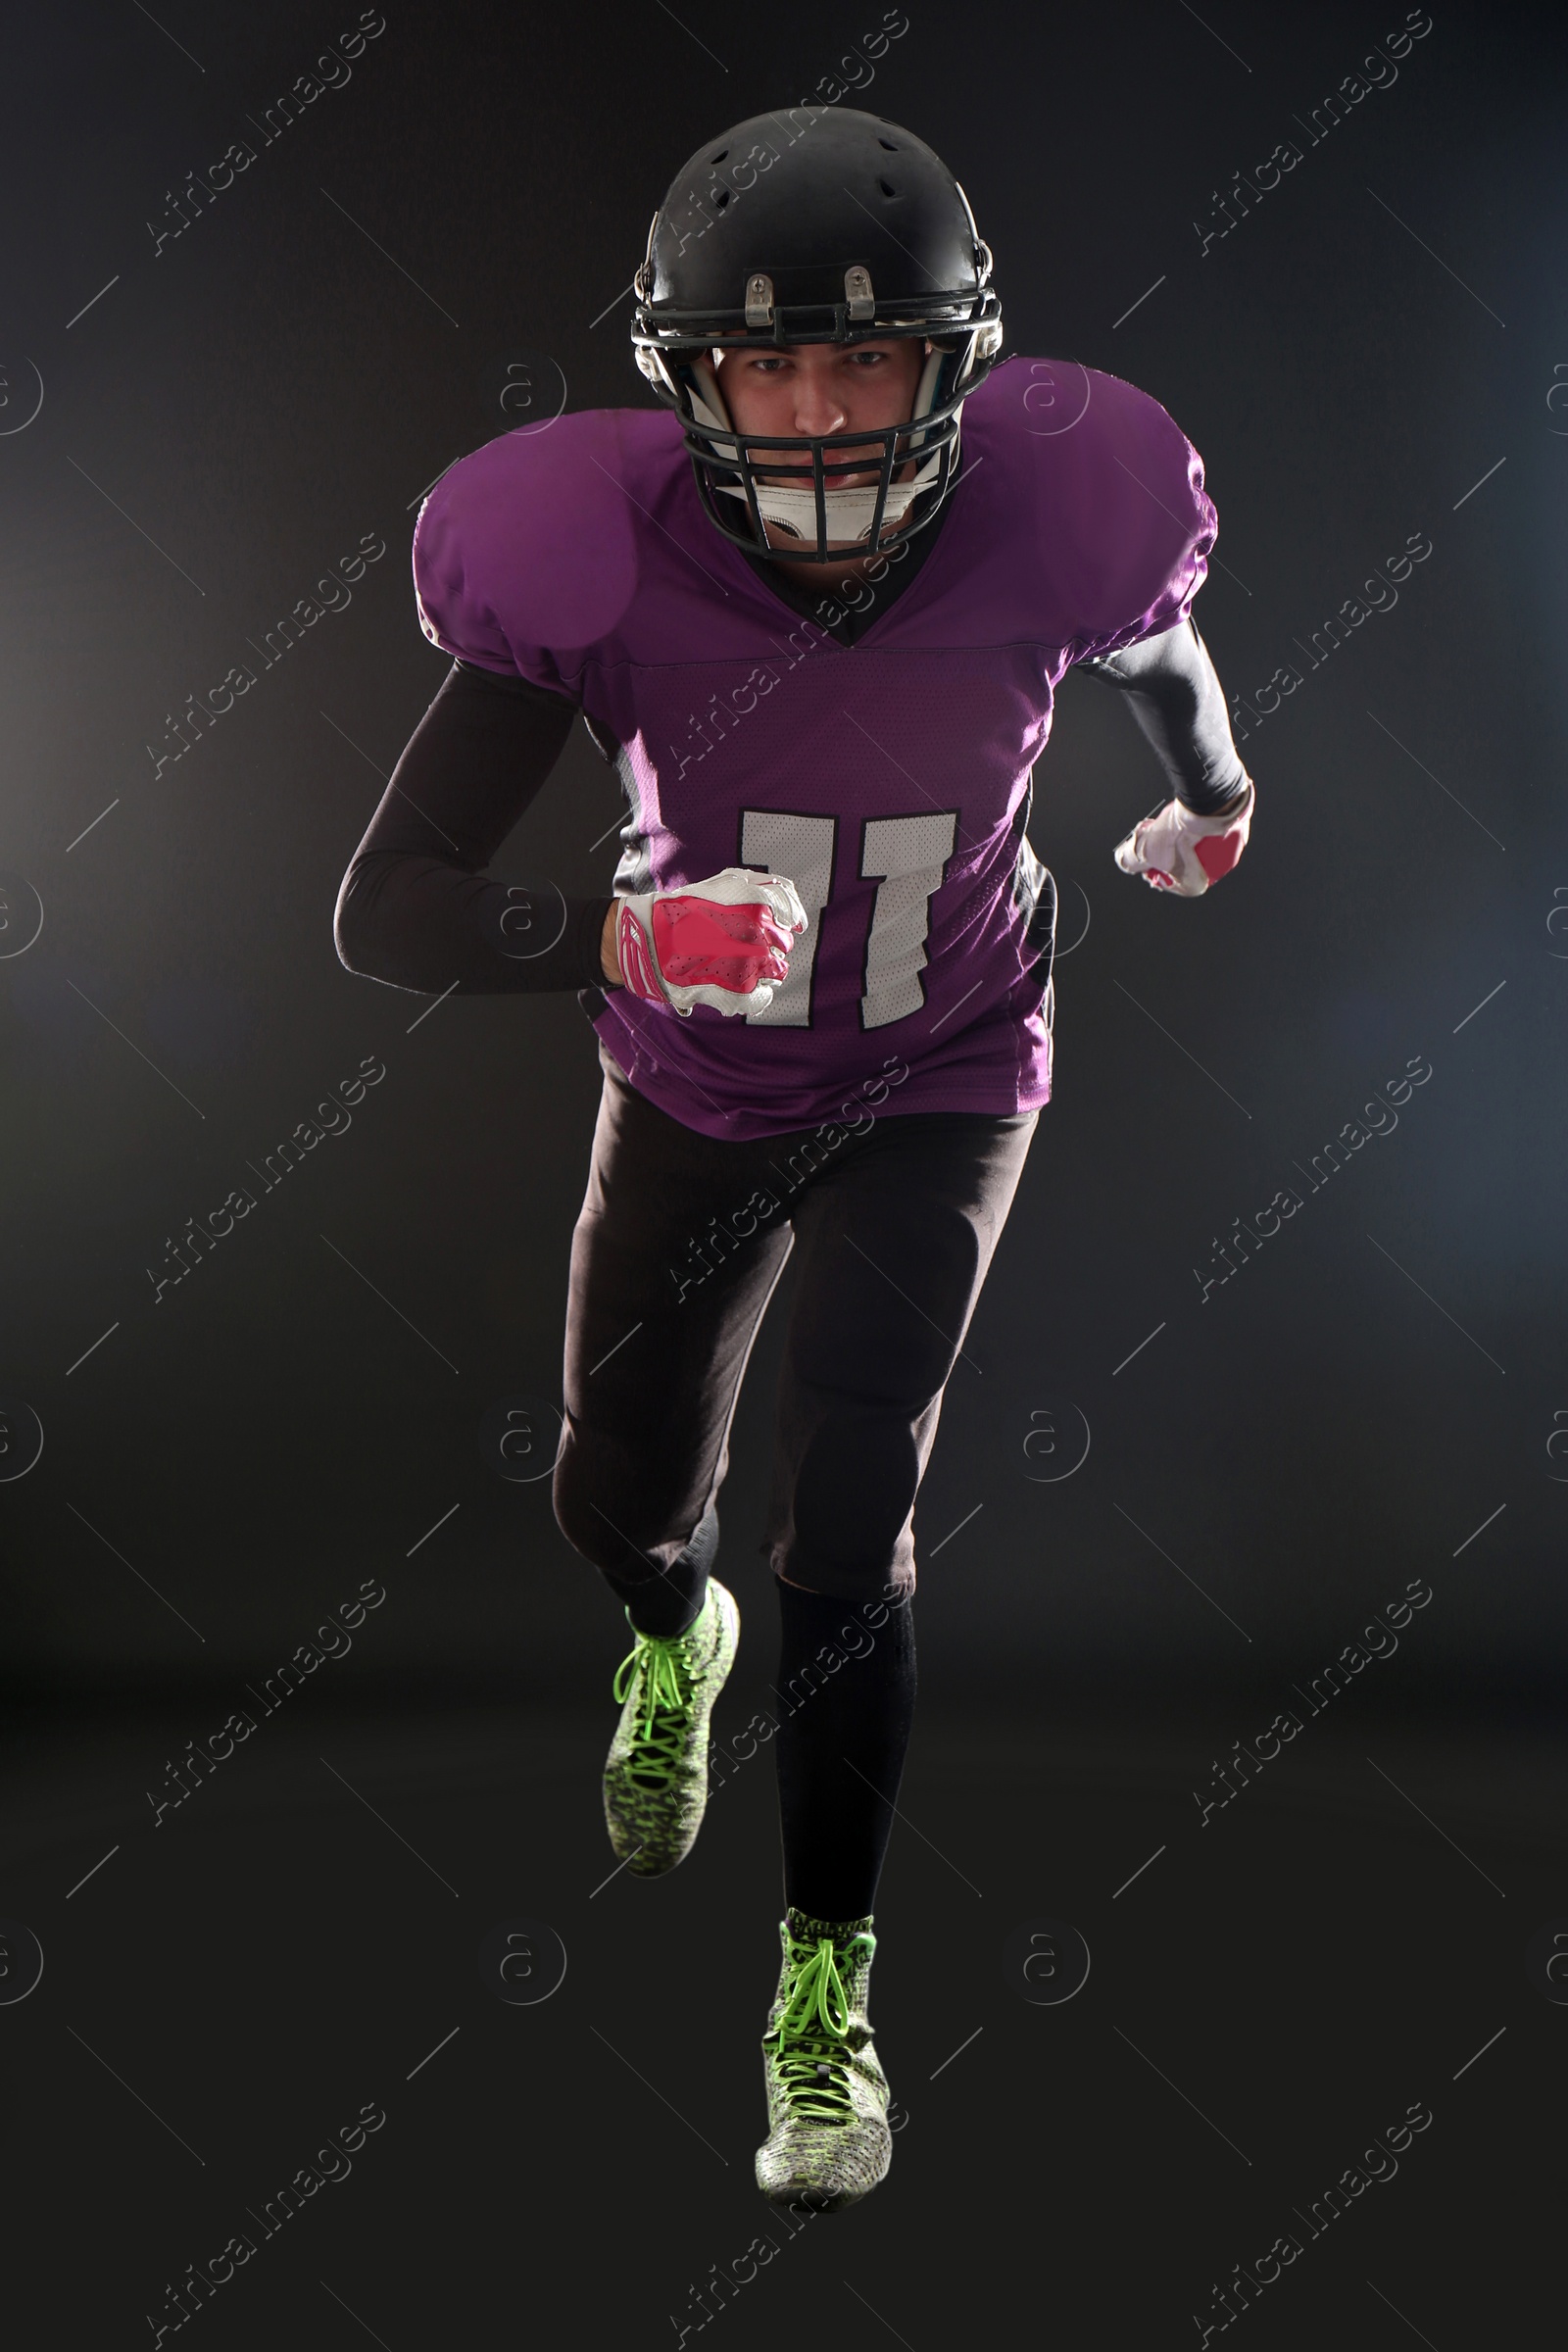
[1113,778,1255,897]
[613,866,808,1018]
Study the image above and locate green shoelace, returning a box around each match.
[611,1617,704,1787]
[768,1936,862,2124]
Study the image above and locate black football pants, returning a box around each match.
[553,1039,1037,1624]
[553,1040,1036,1920]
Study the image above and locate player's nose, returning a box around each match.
[791,366,848,439]
[794,400,850,441]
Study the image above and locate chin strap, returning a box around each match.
[688,349,954,548]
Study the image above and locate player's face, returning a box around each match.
[714,337,931,568]
[715,338,927,486]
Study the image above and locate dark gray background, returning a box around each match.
[2,0,1555,1705]
[0,7,1562,2350]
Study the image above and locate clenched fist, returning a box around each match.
[607,866,808,1017]
[1113,779,1255,898]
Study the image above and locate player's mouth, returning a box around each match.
[749,448,914,491]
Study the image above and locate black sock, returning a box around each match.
[773,1580,916,1923]
[619,1501,718,1638]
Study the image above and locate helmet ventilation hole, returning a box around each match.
[878,178,896,198]
[878,137,898,151]
[710,148,728,164]
[713,188,731,208]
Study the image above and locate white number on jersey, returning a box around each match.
[738,808,958,1031]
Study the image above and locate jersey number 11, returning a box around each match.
[739,807,958,1032]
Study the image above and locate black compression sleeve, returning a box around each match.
[333,661,618,996]
[1079,615,1250,815]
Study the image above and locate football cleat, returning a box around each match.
[756,1908,892,2212]
[602,1580,739,1876]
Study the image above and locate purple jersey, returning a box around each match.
[412,354,1216,1141]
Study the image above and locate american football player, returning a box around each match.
[335,104,1254,2212]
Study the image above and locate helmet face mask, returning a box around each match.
[631,109,1004,565]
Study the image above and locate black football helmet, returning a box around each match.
[630,108,1004,564]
